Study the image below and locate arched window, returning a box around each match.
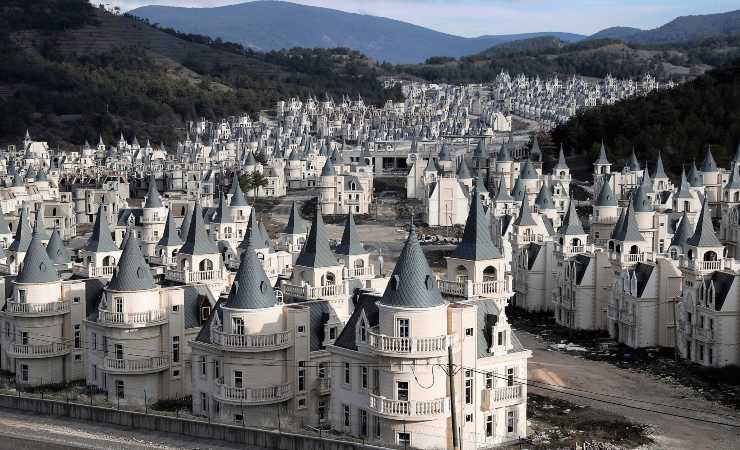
[103,255,116,266]
[455,265,469,283]
[670,249,678,260]
[199,259,213,271]
[608,241,614,251]
[322,272,336,286]
[483,266,497,282]
[629,245,639,255]
[570,238,581,247]
[704,251,718,261]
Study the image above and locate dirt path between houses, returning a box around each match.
[519,331,740,450]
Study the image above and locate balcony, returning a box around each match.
[72,264,116,278]
[437,278,510,299]
[684,260,723,274]
[367,327,451,357]
[482,384,524,409]
[0,262,16,275]
[212,329,292,352]
[281,282,345,300]
[5,300,69,316]
[165,269,219,284]
[368,394,448,421]
[519,234,544,244]
[347,266,375,279]
[103,356,169,374]
[694,326,715,342]
[318,377,331,395]
[8,342,70,359]
[214,380,293,405]
[97,309,168,327]
[149,255,177,267]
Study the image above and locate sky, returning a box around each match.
[108,0,739,37]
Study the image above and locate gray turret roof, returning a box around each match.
[595,180,618,207]
[85,205,119,253]
[295,206,338,268]
[493,177,513,202]
[612,203,644,242]
[595,141,610,165]
[456,159,472,179]
[627,149,640,171]
[701,146,718,172]
[473,139,487,157]
[653,152,668,179]
[16,232,58,284]
[239,211,267,250]
[244,151,257,166]
[380,225,446,309]
[46,227,70,265]
[632,182,654,212]
[670,211,694,251]
[224,243,277,310]
[496,144,512,162]
[321,159,336,177]
[554,145,569,170]
[143,175,163,208]
[179,205,193,239]
[530,135,541,159]
[686,199,722,248]
[438,144,451,161]
[158,209,183,247]
[510,177,527,202]
[558,198,585,236]
[9,207,33,253]
[424,157,439,173]
[211,192,230,224]
[32,205,50,241]
[107,232,156,292]
[610,208,626,240]
[452,186,501,260]
[180,201,218,255]
[258,219,274,252]
[519,160,539,180]
[639,168,655,194]
[676,168,693,199]
[284,202,309,235]
[335,213,364,255]
[229,174,249,207]
[535,180,556,210]
[688,162,702,187]
[513,193,538,227]
[726,165,740,189]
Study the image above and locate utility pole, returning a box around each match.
[448,344,460,450]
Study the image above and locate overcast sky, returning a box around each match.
[108,0,739,37]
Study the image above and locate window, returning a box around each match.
[297,397,306,409]
[18,290,27,304]
[114,297,123,313]
[200,306,210,322]
[74,354,82,361]
[297,325,305,334]
[485,371,493,389]
[397,433,411,446]
[465,413,473,423]
[298,361,306,392]
[92,365,97,381]
[20,364,28,382]
[397,318,410,338]
[372,369,380,395]
[465,327,474,337]
[317,362,327,379]
[172,336,180,363]
[74,325,81,348]
[507,368,515,386]
[465,369,473,404]
[73,297,80,304]
[201,392,208,413]
[318,400,327,422]
[234,370,243,389]
[361,366,368,389]
[214,360,221,380]
[116,380,125,399]
[329,327,337,340]
[114,344,123,360]
[91,332,97,350]
[172,305,179,312]
[507,410,515,433]
[344,362,351,385]
[396,381,409,401]
[486,415,494,437]
[103,336,108,355]
[359,321,367,342]
[233,317,245,335]
[374,416,381,438]
[498,331,504,346]
[233,413,243,422]
[200,356,207,376]
[172,369,180,378]
[359,410,368,437]
[343,404,351,428]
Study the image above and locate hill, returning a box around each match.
[130,1,584,64]
[477,36,565,58]
[550,60,740,173]
[0,0,401,149]
[619,9,740,45]
[589,27,643,40]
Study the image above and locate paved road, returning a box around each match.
[0,408,257,450]
[519,331,740,450]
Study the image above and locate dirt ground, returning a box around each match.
[518,330,740,450]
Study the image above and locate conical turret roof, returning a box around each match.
[670,211,694,251]
[632,181,654,212]
[559,198,585,236]
[143,175,163,208]
[456,159,472,179]
[335,213,364,255]
[555,145,569,170]
[452,186,501,260]
[85,205,118,253]
[16,231,58,284]
[612,202,644,242]
[653,152,668,179]
[9,207,33,253]
[595,141,610,165]
[510,177,527,202]
[158,209,183,247]
[46,227,70,265]
[321,159,336,176]
[179,205,193,239]
[295,205,337,268]
[627,149,640,171]
[519,160,539,180]
[701,146,718,172]
[283,201,308,235]
[686,199,722,248]
[32,205,50,241]
[473,139,487,157]
[225,243,278,310]
[493,177,513,202]
[676,167,692,199]
[513,193,538,227]
[180,201,218,255]
[380,225,446,308]
[107,232,156,291]
[688,162,702,187]
[595,179,618,207]
[211,192,230,224]
[229,174,249,207]
[535,180,556,210]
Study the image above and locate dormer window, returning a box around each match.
[359,321,367,342]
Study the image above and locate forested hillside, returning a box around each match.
[550,60,740,173]
[0,1,401,149]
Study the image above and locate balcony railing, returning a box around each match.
[214,381,293,405]
[481,384,524,409]
[103,356,169,373]
[212,329,292,352]
[347,266,375,279]
[8,342,70,358]
[281,282,345,300]
[685,260,723,273]
[368,394,448,420]
[318,377,331,395]
[0,262,15,275]
[5,300,69,316]
[72,264,116,278]
[166,269,219,284]
[149,255,177,266]
[367,327,450,357]
[97,309,167,327]
[437,278,510,299]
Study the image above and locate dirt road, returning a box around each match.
[519,331,740,450]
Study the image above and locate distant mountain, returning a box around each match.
[589,27,642,40]
[589,10,740,44]
[130,1,584,63]
[478,36,565,58]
